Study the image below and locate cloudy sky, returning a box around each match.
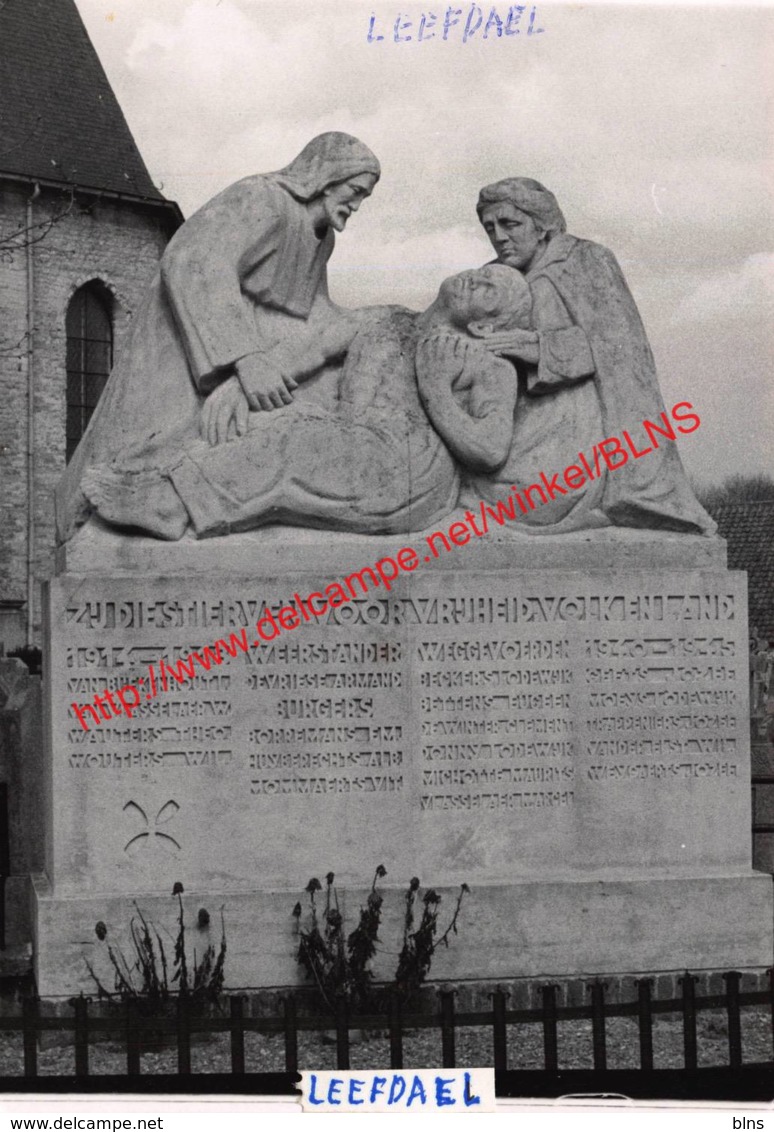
[75,0,772,485]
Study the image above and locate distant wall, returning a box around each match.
[0,181,175,638]
[0,655,42,948]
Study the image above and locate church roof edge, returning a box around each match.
[0,0,176,210]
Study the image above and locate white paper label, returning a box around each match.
[299,1068,496,1112]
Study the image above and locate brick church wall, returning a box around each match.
[0,180,173,637]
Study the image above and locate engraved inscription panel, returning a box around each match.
[45,570,750,896]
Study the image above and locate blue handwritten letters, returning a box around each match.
[300,1068,496,1112]
[367,4,544,43]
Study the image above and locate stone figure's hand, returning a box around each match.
[416,332,468,388]
[236,354,296,412]
[201,376,250,447]
[480,328,540,364]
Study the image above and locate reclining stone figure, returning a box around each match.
[81,265,532,540]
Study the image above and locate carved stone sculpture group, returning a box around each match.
[56,131,714,543]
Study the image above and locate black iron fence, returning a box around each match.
[1,971,773,1100]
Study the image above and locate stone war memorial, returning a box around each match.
[37,133,772,996]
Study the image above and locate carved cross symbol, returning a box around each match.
[123,799,181,857]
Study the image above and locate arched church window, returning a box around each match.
[65,282,113,462]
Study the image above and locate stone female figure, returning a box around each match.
[468,177,715,535]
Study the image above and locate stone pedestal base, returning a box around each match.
[33,870,773,998]
[35,528,773,997]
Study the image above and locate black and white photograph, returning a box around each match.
[0,0,772,1117]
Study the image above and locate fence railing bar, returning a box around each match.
[125,1000,140,1078]
[723,972,742,1069]
[589,982,607,1071]
[635,978,654,1072]
[176,995,191,1076]
[229,996,246,1076]
[11,987,751,1040]
[22,997,37,1078]
[388,990,403,1070]
[491,989,508,1074]
[283,995,298,1075]
[439,990,456,1069]
[72,996,89,1079]
[13,994,753,1038]
[739,990,774,1010]
[541,985,559,1074]
[8,985,772,1030]
[679,974,698,1070]
[25,992,758,1041]
[488,990,770,1024]
[335,997,350,1071]
[8,1014,176,1035]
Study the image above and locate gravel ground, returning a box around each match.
[0,1007,771,1078]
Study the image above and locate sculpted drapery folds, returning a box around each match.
[471,177,716,536]
[56,132,381,543]
[58,142,716,546]
[78,266,530,541]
